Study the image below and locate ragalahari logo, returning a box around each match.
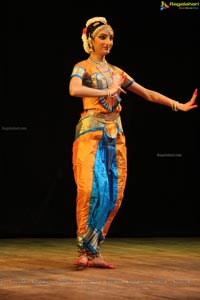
[160,1,199,10]
[160,1,170,10]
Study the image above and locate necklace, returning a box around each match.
[88,57,112,85]
[88,57,122,112]
[88,56,107,64]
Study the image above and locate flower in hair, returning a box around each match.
[82,27,87,34]
[81,28,90,54]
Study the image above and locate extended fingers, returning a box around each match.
[120,72,127,84]
[188,88,198,104]
[192,88,198,100]
[119,86,127,94]
[194,88,198,96]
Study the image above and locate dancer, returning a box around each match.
[69,16,198,268]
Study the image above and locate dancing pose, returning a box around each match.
[69,16,198,269]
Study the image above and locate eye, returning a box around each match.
[98,34,114,41]
[98,35,107,40]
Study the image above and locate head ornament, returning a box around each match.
[81,17,113,53]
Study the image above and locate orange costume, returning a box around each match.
[71,58,135,258]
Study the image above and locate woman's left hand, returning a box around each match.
[110,72,127,96]
[179,88,198,112]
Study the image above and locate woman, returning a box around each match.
[69,16,198,269]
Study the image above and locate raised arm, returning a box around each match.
[127,82,198,112]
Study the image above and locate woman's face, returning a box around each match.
[92,28,114,55]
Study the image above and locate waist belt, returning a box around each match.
[86,110,120,123]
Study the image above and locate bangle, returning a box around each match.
[172,101,179,111]
[107,89,111,98]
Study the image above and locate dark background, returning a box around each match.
[1,2,200,237]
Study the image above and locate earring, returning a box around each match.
[88,38,94,52]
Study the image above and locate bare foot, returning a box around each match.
[88,255,115,269]
[73,255,88,268]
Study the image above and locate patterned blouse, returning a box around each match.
[70,59,135,113]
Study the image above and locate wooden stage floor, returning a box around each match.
[0,237,200,300]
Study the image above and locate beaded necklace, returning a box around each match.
[88,57,112,85]
[88,57,122,112]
